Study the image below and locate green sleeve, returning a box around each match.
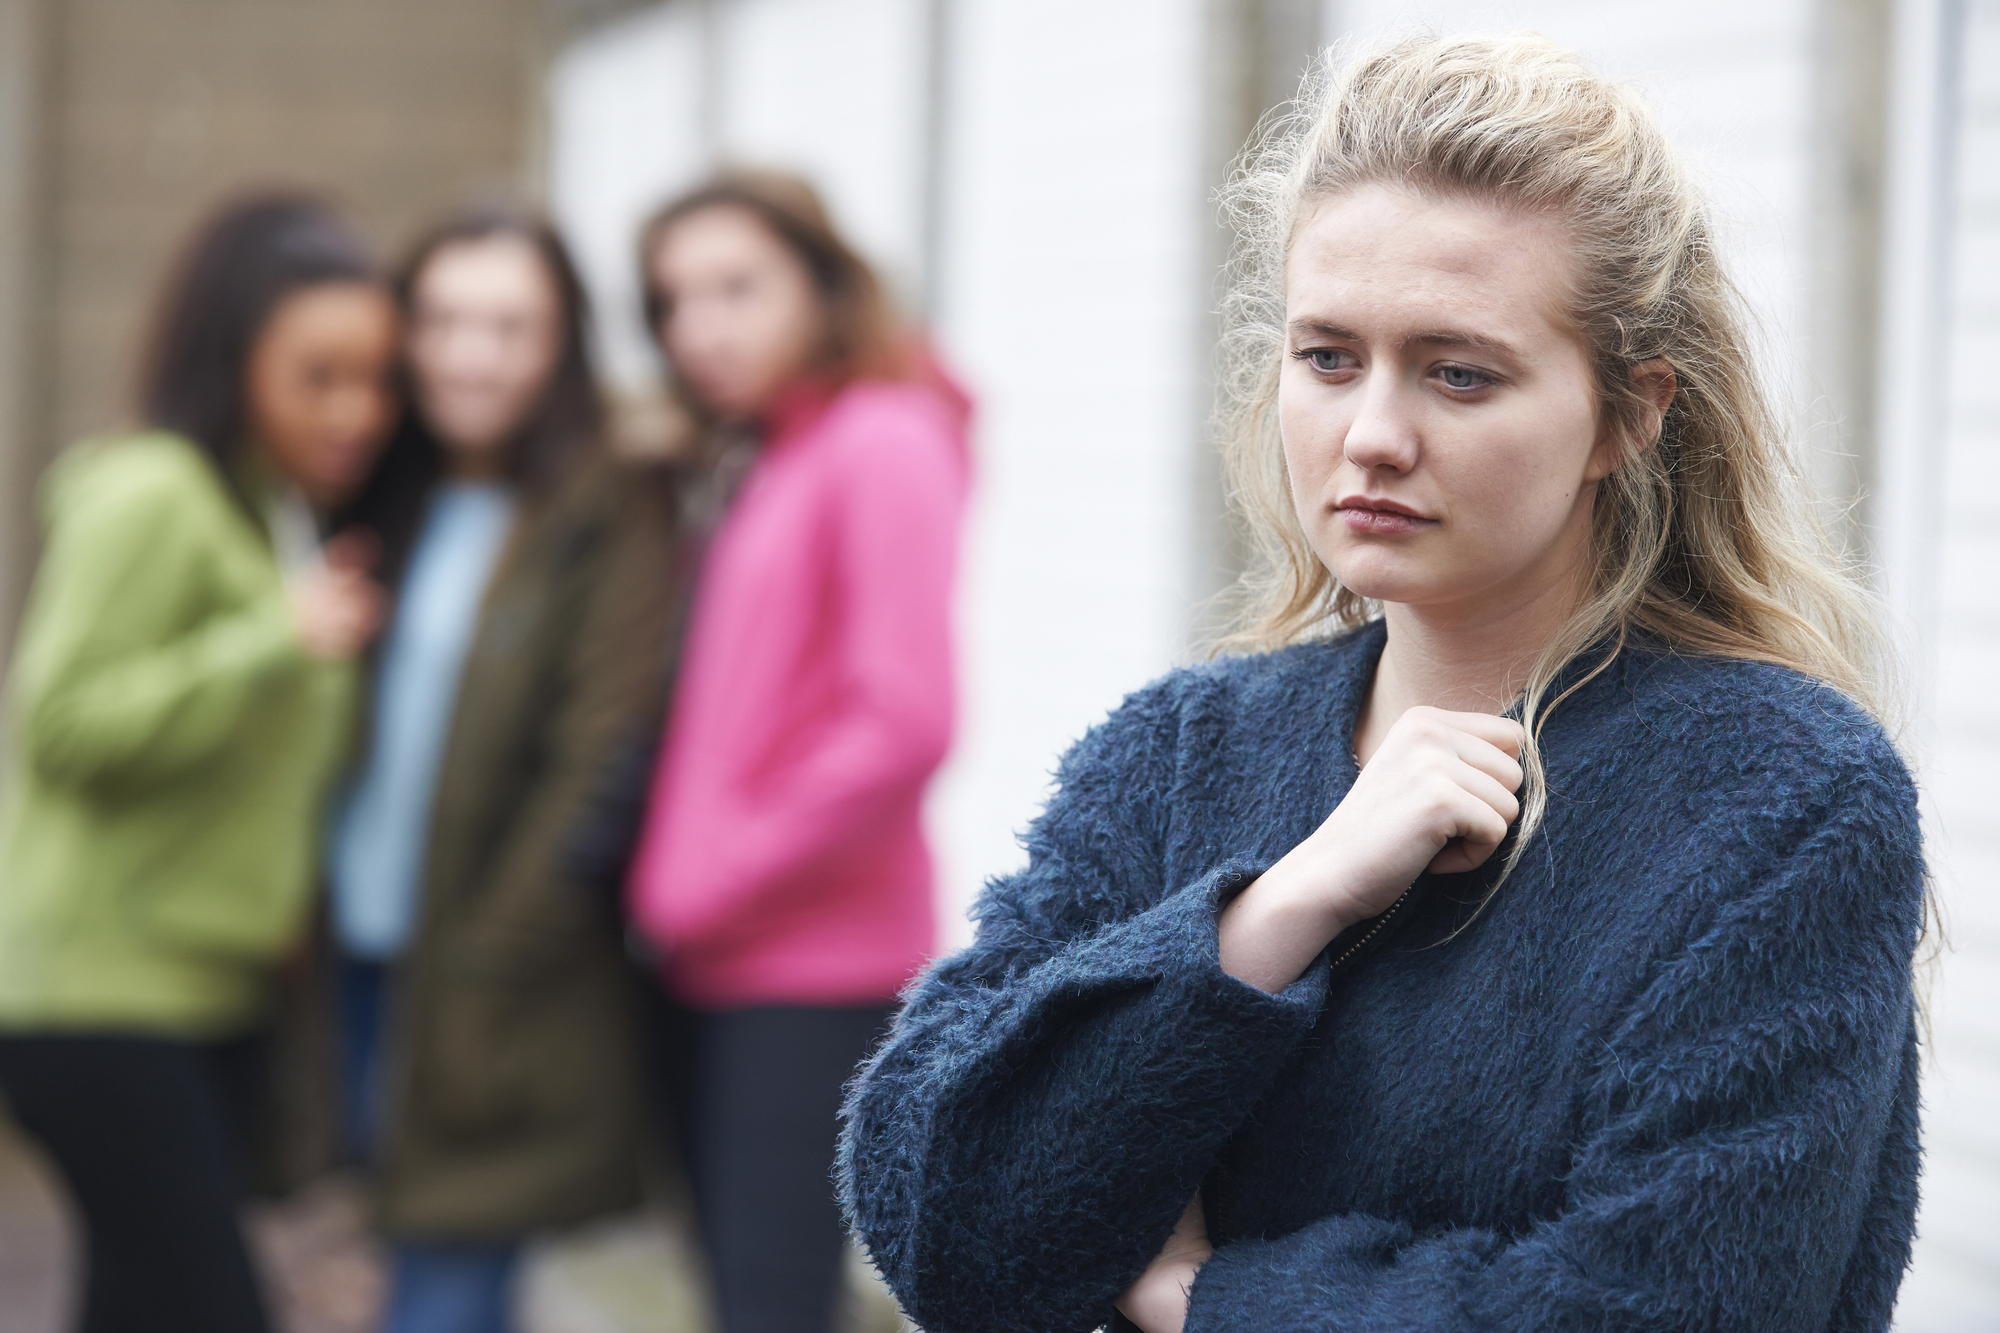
[9,440,306,792]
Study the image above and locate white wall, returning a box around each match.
[548,4,708,392]
[706,0,931,304]
[923,0,1211,943]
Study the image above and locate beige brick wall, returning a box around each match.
[1,0,557,648]
[40,0,539,449]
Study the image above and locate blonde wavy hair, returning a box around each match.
[1217,33,1896,881]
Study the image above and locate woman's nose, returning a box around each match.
[1341,373,1420,474]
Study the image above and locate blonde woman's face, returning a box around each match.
[1279,185,1615,620]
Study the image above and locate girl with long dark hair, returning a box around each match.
[841,36,1925,1333]
[326,202,684,1333]
[627,171,971,1333]
[0,193,396,1333]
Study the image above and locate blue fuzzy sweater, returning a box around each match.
[839,621,1924,1333]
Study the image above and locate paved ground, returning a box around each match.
[0,1126,66,1333]
[0,1120,906,1333]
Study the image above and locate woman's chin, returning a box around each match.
[1323,555,1443,608]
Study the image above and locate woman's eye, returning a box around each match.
[1438,364,1491,390]
[1305,348,1350,373]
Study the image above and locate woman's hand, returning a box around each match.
[287,529,384,661]
[1116,1196,1212,1333]
[1219,706,1525,992]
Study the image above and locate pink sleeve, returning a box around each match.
[648,403,968,951]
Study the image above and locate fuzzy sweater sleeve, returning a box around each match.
[839,675,1333,1333]
[1184,745,1925,1333]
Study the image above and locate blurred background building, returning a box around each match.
[0,0,1993,1329]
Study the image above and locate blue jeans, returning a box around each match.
[336,957,389,1161]
[339,958,521,1333]
[385,1240,519,1333]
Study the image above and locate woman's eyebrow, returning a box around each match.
[1287,317,1519,358]
[1401,328,1520,356]
[1288,318,1359,343]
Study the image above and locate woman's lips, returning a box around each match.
[1337,501,1436,535]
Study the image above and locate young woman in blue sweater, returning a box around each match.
[840,34,1925,1333]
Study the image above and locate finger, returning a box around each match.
[1451,794,1512,851]
[348,595,386,640]
[323,528,381,572]
[1429,836,1503,876]
[1413,779,1510,857]
[328,572,384,609]
[1437,710,1526,757]
[1428,802,1511,875]
[1452,760,1522,826]
[1449,733,1526,793]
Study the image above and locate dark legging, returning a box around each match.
[648,993,893,1333]
[0,1033,271,1333]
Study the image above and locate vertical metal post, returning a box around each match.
[1872,0,1967,710]
[1806,0,1895,559]
[0,0,51,673]
[696,0,726,165]
[919,0,953,321]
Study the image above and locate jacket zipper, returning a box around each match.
[1327,885,1413,972]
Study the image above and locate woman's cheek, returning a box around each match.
[1279,402,1342,505]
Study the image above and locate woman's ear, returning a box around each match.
[1630,358,1676,448]
[1585,359,1677,483]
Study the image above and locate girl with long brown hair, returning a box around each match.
[326,202,683,1333]
[627,171,970,1333]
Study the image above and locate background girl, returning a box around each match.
[328,202,683,1333]
[628,171,970,1333]
[843,35,1925,1333]
[0,193,395,1333]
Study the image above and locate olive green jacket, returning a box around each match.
[0,432,356,1037]
[366,457,685,1238]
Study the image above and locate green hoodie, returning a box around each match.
[0,432,356,1037]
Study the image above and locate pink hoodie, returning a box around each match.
[627,375,971,1009]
